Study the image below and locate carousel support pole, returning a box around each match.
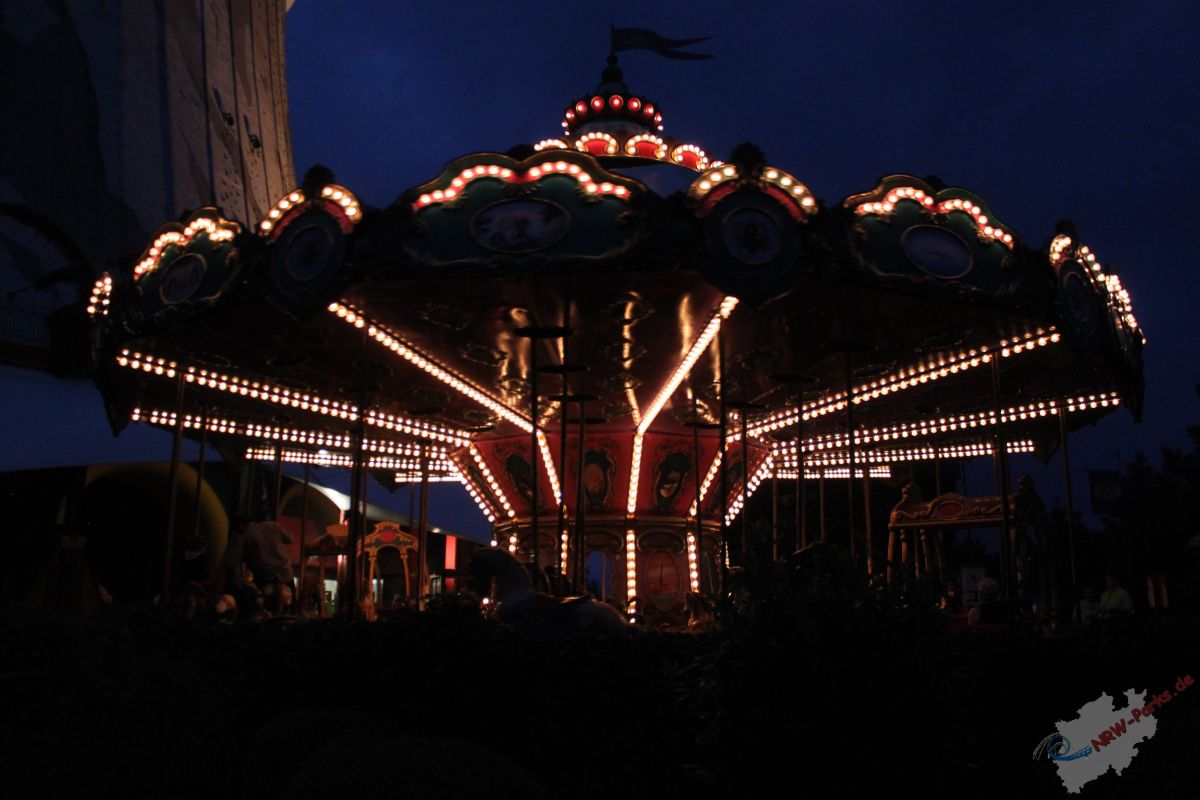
[771,465,780,561]
[162,370,186,605]
[573,401,587,591]
[934,528,947,583]
[346,462,358,615]
[843,345,857,561]
[191,410,208,542]
[1058,406,1081,625]
[368,552,378,604]
[417,442,431,604]
[990,359,1016,617]
[818,473,827,543]
[739,411,750,565]
[863,471,874,581]
[358,426,371,601]
[886,527,897,587]
[797,404,806,550]
[717,328,729,606]
[935,450,949,581]
[557,383,569,589]
[913,530,922,579]
[244,457,256,516]
[407,482,415,531]
[691,392,704,589]
[297,463,310,613]
[273,444,284,519]
[226,455,241,525]
[529,339,541,588]
[346,406,366,617]
[922,530,935,577]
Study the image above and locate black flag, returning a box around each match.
[610,27,713,59]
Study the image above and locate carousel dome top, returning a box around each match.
[539,57,711,171]
[560,56,665,138]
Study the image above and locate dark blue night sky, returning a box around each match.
[284,1,1200,522]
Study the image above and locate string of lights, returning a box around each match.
[327,301,533,432]
[412,159,633,211]
[133,213,239,280]
[627,296,739,513]
[853,186,1015,248]
[688,164,817,213]
[258,184,361,238]
[796,393,1120,453]
[724,455,775,525]
[772,439,1038,467]
[1050,235,1142,339]
[747,327,1061,437]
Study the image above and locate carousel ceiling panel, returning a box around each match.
[340,267,728,433]
[512,270,727,428]
[339,278,535,423]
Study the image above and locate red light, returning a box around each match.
[609,95,623,109]
[644,105,654,117]
[565,110,575,120]
[591,96,604,110]
[575,102,586,114]
[444,534,457,571]
[583,138,610,155]
[654,113,662,124]
[633,141,659,158]
[628,97,641,111]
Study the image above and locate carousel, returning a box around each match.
[87,56,1144,624]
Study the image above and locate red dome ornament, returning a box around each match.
[561,55,665,138]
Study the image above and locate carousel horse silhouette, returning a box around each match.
[469,548,630,634]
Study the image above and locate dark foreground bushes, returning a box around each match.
[1,598,1197,799]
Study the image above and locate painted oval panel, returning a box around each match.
[721,207,782,266]
[1062,270,1095,326]
[643,550,683,612]
[471,198,570,253]
[284,224,336,282]
[901,225,973,278]
[159,253,207,304]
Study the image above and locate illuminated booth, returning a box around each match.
[88,57,1144,623]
